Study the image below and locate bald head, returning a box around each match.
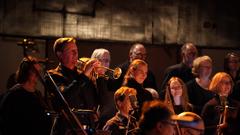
[181,43,198,67]
[129,43,147,62]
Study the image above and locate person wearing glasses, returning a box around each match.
[112,43,157,92]
[164,77,193,115]
[186,56,215,115]
[160,42,198,99]
[201,72,240,135]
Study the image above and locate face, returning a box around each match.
[28,63,41,90]
[98,52,110,68]
[119,94,132,114]
[59,42,78,70]
[228,56,240,72]
[170,80,183,97]
[133,64,148,84]
[183,44,197,67]
[158,121,175,135]
[130,45,147,62]
[199,60,212,78]
[181,127,204,135]
[219,77,232,96]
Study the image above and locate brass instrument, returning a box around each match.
[217,96,228,135]
[76,58,122,79]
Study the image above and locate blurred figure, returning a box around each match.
[0,56,52,135]
[187,56,215,115]
[224,52,240,102]
[103,86,138,135]
[138,100,175,135]
[113,43,157,91]
[164,77,193,114]
[178,112,205,135]
[91,48,117,129]
[123,59,153,120]
[224,52,240,83]
[160,42,198,98]
[201,72,240,135]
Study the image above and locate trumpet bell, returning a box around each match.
[113,67,122,79]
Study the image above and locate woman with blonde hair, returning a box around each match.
[202,72,240,135]
[123,59,153,120]
[164,77,193,114]
[187,55,214,115]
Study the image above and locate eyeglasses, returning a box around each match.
[170,85,182,90]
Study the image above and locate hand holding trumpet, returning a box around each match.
[77,57,122,80]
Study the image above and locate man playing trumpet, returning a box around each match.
[45,37,100,135]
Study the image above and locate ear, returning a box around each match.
[56,52,62,60]
[156,122,163,131]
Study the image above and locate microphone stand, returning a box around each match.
[19,39,87,135]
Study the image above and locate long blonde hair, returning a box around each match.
[123,59,148,85]
[164,77,190,113]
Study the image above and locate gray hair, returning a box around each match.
[91,48,110,59]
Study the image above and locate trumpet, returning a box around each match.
[76,58,122,79]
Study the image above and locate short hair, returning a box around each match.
[114,86,137,109]
[16,56,39,83]
[139,100,172,131]
[129,43,145,55]
[209,72,233,94]
[53,37,76,55]
[91,48,110,60]
[181,42,196,54]
[123,59,148,85]
[223,52,240,72]
[192,55,212,76]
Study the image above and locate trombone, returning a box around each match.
[76,58,122,79]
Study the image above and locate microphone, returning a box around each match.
[17,39,39,53]
[129,95,138,110]
[219,96,228,106]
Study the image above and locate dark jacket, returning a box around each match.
[0,84,52,135]
[201,95,240,135]
[111,61,158,92]
[103,112,138,135]
[45,64,99,110]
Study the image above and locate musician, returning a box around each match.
[122,59,153,120]
[90,48,117,129]
[138,100,175,135]
[178,112,205,135]
[0,56,52,135]
[164,77,193,114]
[103,86,138,135]
[45,37,100,134]
[201,72,240,135]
